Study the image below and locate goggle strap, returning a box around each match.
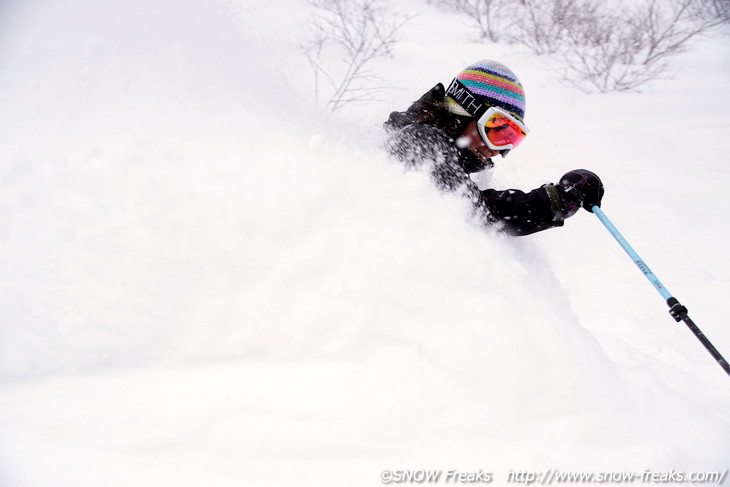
[445,78,488,119]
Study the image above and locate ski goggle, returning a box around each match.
[476,106,530,152]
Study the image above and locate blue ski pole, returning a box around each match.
[592,205,730,378]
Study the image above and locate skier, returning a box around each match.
[384,59,604,236]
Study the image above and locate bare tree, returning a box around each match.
[428,0,513,42]
[710,0,730,21]
[302,0,410,113]
[440,0,728,93]
[631,0,730,66]
[509,0,601,55]
[557,10,668,92]
[558,0,730,92]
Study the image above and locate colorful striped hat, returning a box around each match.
[445,59,526,122]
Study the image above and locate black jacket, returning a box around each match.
[384,83,566,236]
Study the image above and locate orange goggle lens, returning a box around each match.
[483,112,528,150]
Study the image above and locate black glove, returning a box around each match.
[557,169,604,214]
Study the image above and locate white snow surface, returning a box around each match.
[1,0,729,485]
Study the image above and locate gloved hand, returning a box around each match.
[557,169,604,216]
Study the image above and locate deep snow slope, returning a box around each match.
[1,0,729,486]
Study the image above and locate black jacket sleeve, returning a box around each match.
[481,184,566,236]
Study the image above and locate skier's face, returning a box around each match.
[459,120,502,163]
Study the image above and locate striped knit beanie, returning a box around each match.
[445,59,526,122]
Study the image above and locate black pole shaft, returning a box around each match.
[667,298,730,377]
